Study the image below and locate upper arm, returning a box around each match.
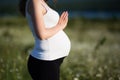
[28,0,46,39]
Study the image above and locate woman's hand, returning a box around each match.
[57,11,68,30]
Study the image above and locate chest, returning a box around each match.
[43,8,60,28]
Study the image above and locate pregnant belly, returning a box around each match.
[48,30,71,54]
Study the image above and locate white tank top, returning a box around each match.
[26,0,71,61]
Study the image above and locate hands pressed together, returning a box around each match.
[57,11,69,30]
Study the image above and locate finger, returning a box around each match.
[59,11,66,24]
[64,12,68,24]
[65,11,68,19]
[62,11,68,20]
[62,12,68,24]
[60,11,66,19]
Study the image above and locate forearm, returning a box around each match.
[38,25,62,40]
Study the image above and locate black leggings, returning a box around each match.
[27,55,65,80]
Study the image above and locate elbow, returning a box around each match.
[39,36,47,40]
[37,32,48,40]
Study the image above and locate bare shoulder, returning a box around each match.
[27,0,44,15]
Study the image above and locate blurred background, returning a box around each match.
[0,0,120,80]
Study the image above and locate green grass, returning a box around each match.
[0,16,120,80]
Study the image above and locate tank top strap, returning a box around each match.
[39,0,49,11]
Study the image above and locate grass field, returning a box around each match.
[0,16,120,80]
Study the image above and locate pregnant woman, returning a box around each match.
[19,0,71,80]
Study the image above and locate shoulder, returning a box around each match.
[27,0,44,15]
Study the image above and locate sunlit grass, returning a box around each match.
[0,16,120,80]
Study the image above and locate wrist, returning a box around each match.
[56,24,63,30]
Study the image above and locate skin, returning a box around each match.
[27,0,69,40]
